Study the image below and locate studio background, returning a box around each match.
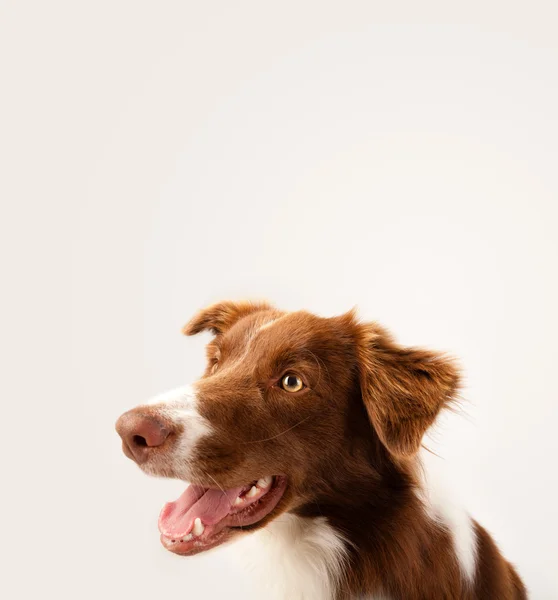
[1,2,557,598]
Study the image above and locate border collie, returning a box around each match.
[116,301,526,599]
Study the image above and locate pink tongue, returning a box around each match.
[158,485,244,537]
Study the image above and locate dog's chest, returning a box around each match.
[229,514,349,600]
[229,514,391,600]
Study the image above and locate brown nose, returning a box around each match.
[115,410,170,464]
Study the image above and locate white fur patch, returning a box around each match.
[232,514,348,600]
[416,448,478,584]
[258,316,286,332]
[145,384,212,474]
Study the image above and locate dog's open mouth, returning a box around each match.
[158,475,287,555]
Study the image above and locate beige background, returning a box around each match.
[1,1,558,598]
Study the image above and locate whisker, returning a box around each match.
[206,472,228,497]
[196,468,237,513]
[302,348,330,387]
[241,414,312,444]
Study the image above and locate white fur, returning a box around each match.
[416,448,478,584]
[258,316,286,332]
[232,514,349,600]
[145,384,212,474]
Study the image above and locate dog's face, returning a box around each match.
[116,301,459,556]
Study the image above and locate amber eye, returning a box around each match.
[281,373,304,392]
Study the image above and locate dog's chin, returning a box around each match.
[158,475,288,556]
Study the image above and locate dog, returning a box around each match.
[116,301,526,599]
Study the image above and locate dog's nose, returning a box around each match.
[115,410,170,464]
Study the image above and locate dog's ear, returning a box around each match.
[182,300,273,336]
[355,323,460,458]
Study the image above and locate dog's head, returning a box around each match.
[116,301,459,556]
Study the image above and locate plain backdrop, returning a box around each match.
[1,1,557,598]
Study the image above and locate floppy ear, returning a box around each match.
[182,300,273,336]
[355,323,460,458]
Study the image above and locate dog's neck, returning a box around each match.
[233,512,349,600]
[232,449,477,600]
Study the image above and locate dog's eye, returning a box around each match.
[281,374,304,393]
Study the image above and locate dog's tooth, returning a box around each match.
[257,476,272,489]
[246,485,259,498]
[182,533,193,542]
[234,496,243,506]
[192,518,205,537]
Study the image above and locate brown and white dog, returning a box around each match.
[115,301,526,599]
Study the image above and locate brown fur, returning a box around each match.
[120,300,527,599]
